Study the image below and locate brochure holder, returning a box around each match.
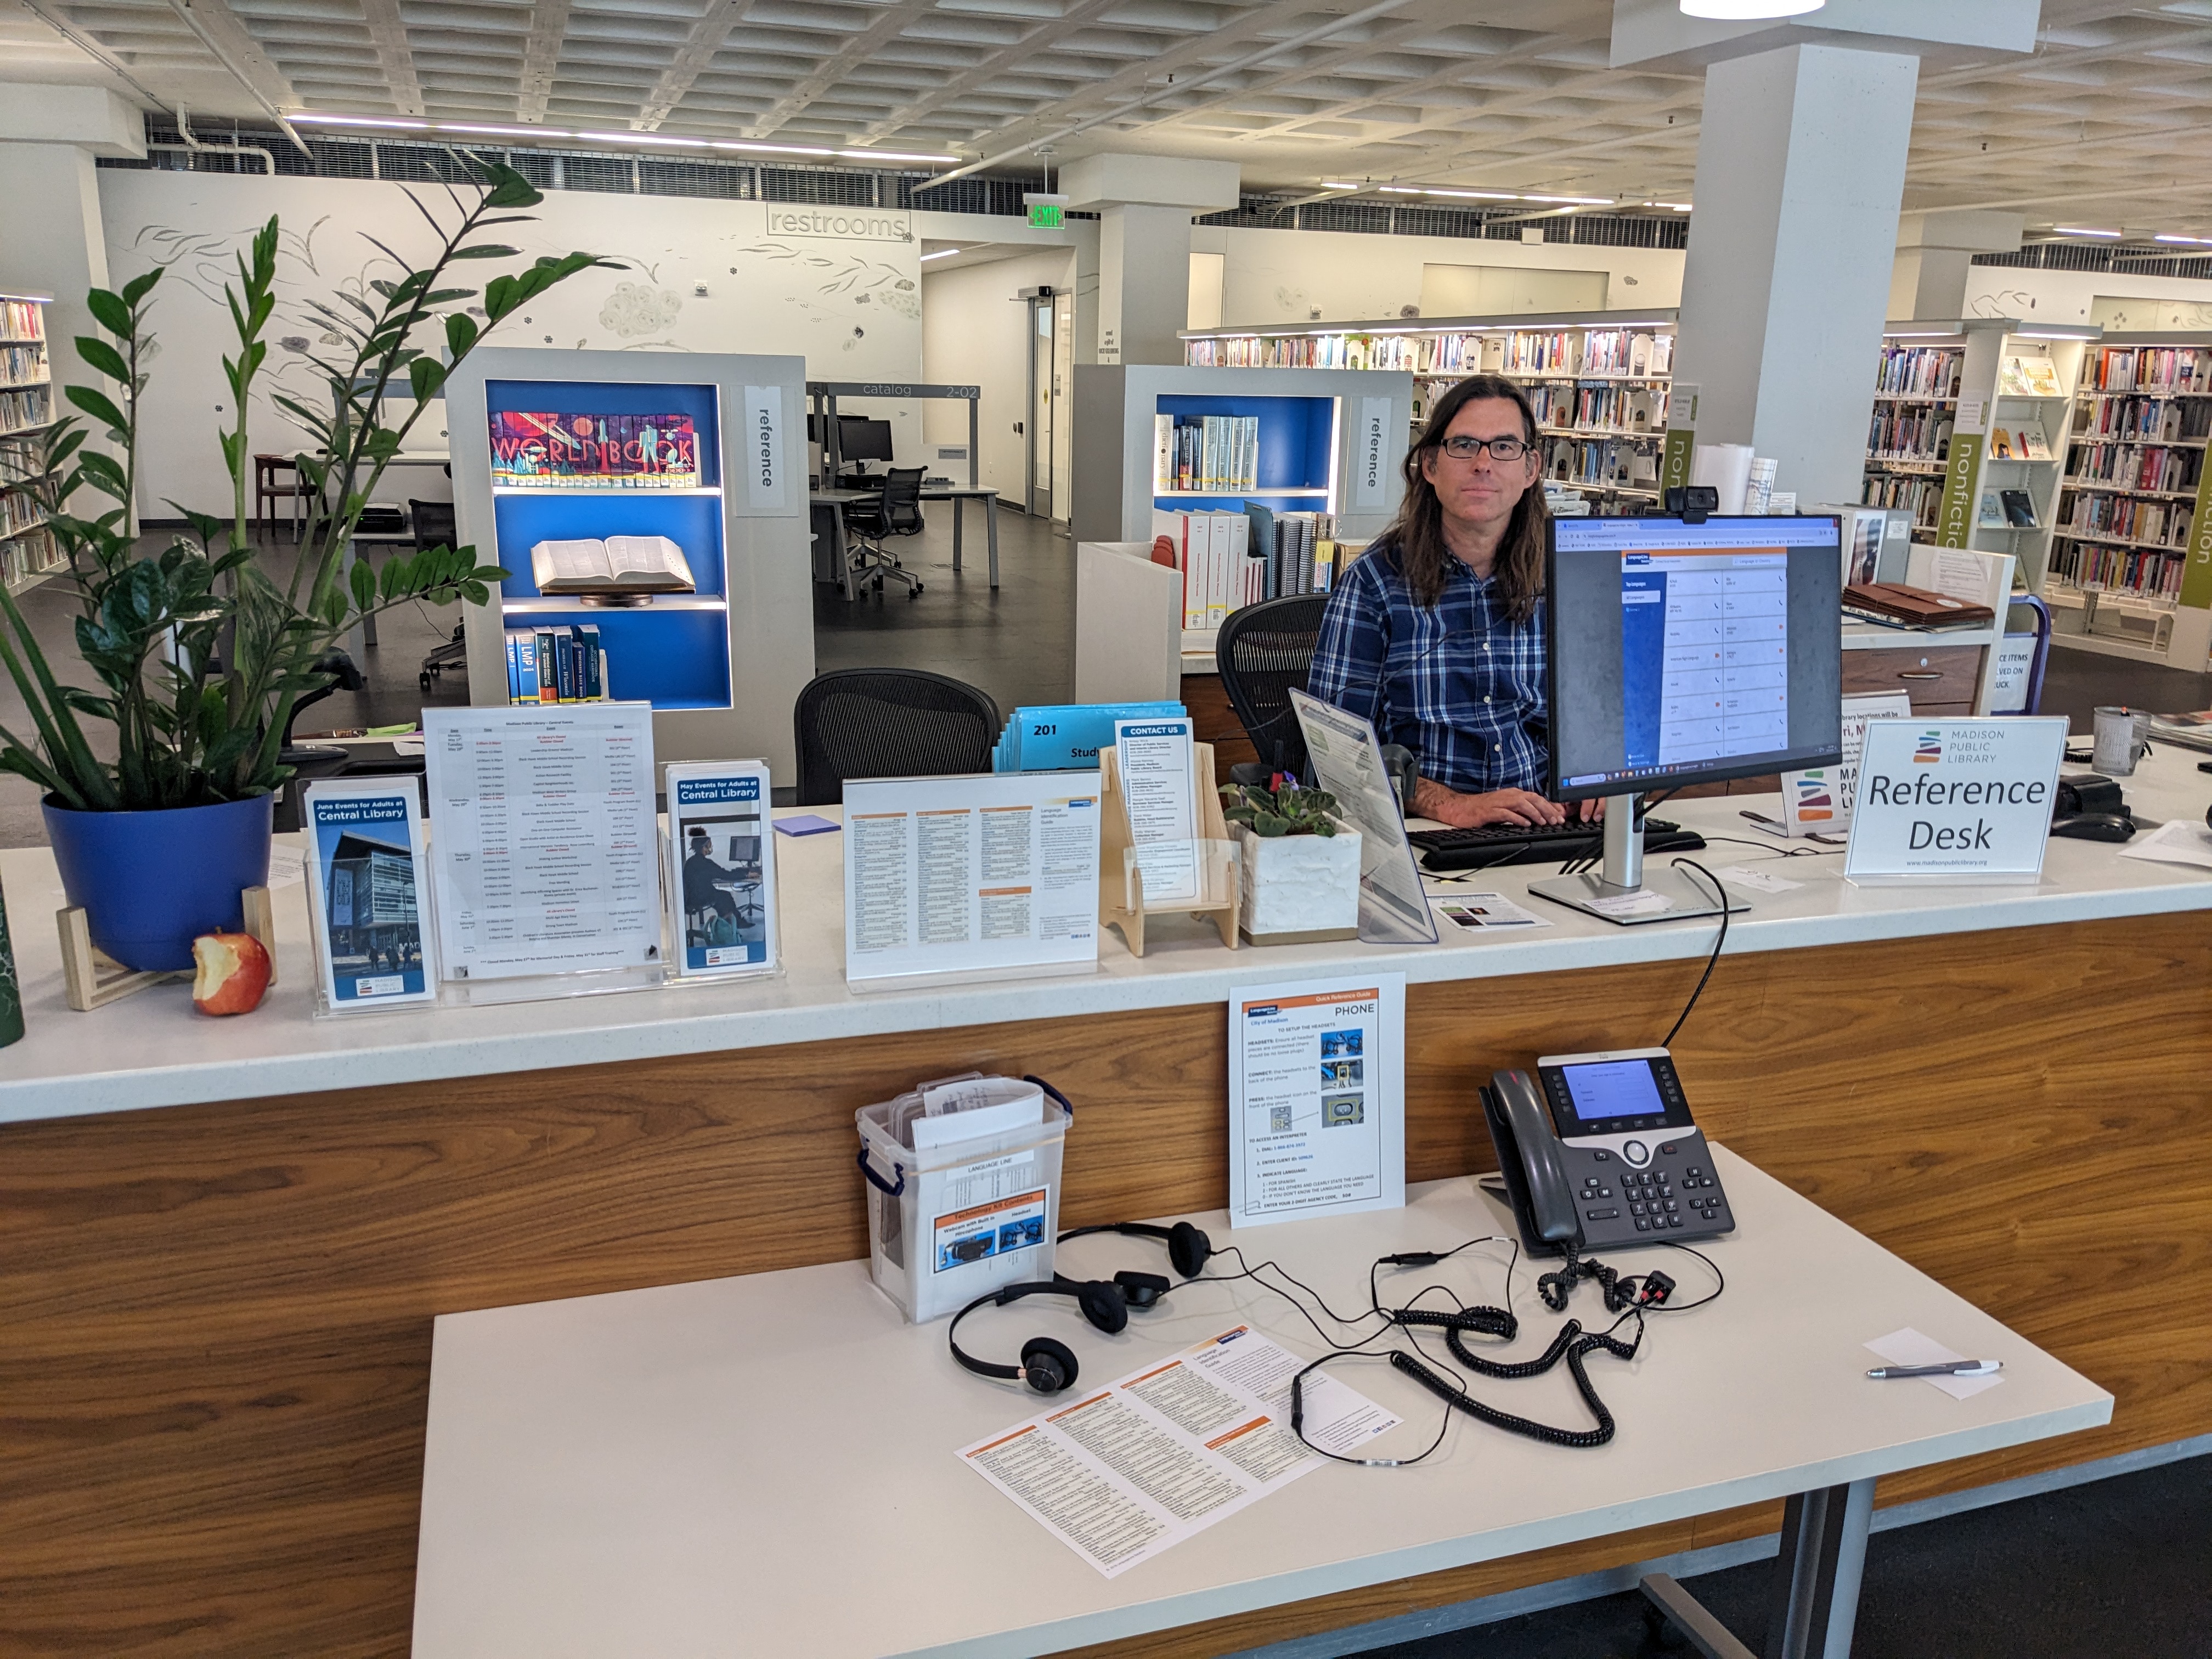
[1098,745,1240,957]
[58,885,275,1012]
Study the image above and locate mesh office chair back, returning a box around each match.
[793,668,1003,806]
[1216,593,1332,781]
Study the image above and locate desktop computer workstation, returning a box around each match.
[1527,514,1844,926]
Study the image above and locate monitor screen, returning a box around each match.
[1547,515,1843,800]
[1557,1058,1663,1125]
[838,416,895,462]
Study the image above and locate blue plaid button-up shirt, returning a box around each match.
[1306,542,1549,795]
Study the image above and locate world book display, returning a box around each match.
[1182,308,1676,516]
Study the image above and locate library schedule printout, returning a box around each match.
[423,703,662,981]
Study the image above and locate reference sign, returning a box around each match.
[1844,716,2068,885]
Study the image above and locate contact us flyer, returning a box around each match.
[1227,973,1406,1228]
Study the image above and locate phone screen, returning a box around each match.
[1558,1058,1664,1125]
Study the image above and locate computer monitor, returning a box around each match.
[838,416,895,465]
[1528,513,1844,925]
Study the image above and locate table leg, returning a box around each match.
[834,508,856,602]
[952,497,963,573]
[987,498,999,589]
[1637,1476,1873,1659]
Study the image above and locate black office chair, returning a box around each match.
[409,498,471,693]
[842,466,927,597]
[793,668,1002,806]
[1216,593,1332,784]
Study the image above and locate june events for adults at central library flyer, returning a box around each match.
[1228,973,1408,1229]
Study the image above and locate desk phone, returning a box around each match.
[1481,1048,1734,1256]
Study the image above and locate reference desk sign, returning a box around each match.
[1844,717,2068,886]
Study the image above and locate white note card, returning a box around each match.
[1865,1328,2006,1401]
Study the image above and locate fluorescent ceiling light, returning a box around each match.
[1648,201,1694,211]
[1680,0,1824,16]
[285,111,952,165]
[2155,233,2212,245]
[2052,227,2122,238]
[920,248,961,261]
[1319,180,1361,190]
[1523,193,1615,205]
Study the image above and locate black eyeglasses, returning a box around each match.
[1437,435,1533,462]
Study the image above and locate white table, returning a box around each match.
[411,1151,2110,1659]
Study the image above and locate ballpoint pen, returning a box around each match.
[1867,1359,2002,1379]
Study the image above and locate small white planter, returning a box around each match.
[1235,821,1362,945]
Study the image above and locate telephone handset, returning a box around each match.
[1479,1047,1734,1256]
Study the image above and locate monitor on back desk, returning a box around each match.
[1528,513,1843,926]
[837,416,895,469]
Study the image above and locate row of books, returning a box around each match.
[1153,509,1259,630]
[2072,395,2212,443]
[1266,510,1342,600]
[2064,442,2203,493]
[1184,334,1421,372]
[2049,540,2186,602]
[488,411,702,490]
[0,300,44,344]
[1986,421,2052,461]
[1867,408,1953,462]
[1153,414,1263,493]
[1872,345,1962,398]
[1861,473,1943,529]
[1544,435,1656,490]
[0,343,47,391]
[1,487,45,536]
[503,625,613,703]
[1178,328,1677,380]
[2058,492,2196,548]
[1,525,63,590]
[2083,346,2212,396]
[0,386,52,436]
[1525,382,1664,433]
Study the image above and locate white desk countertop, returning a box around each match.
[409,1153,2113,1659]
[3,746,2206,1126]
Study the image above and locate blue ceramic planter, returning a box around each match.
[43,794,274,973]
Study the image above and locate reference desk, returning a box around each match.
[413,1157,2110,1658]
[2,751,2209,1657]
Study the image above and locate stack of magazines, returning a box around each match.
[2147,710,2212,753]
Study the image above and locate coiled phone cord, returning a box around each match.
[1390,1317,1641,1449]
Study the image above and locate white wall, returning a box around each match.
[1197,222,1685,326]
[920,246,1075,501]
[1964,262,2212,327]
[94,170,923,514]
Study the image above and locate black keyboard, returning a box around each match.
[1408,817,1705,871]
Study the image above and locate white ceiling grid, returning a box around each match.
[9,0,2212,229]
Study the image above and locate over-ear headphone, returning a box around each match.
[948,1279,1133,1395]
[1057,1220,1214,1280]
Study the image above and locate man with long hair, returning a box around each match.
[1308,374,1594,828]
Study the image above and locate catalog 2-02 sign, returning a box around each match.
[1844,716,2068,885]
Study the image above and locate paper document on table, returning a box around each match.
[1709,864,1804,894]
[1115,716,1199,903]
[2117,818,2212,871]
[1865,1327,2006,1401]
[1228,973,1407,1229]
[1585,889,1672,918]
[957,1325,1399,1578]
[1286,689,1438,944]
[1430,891,1552,930]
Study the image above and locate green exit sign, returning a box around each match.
[1028,201,1064,229]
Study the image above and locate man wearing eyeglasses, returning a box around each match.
[1307,373,1596,827]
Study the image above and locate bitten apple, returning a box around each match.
[191,931,271,1015]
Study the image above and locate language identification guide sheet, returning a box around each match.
[422,702,661,981]
[1227,973,1408,1229]
[843,772,1102,988]
[957,1325,1400,1578]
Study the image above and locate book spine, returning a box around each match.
[535,630,557,703]
[504,631,521,703]
[580,625,603,699]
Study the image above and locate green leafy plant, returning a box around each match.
[1220,782,1341,837]
[0,159,615,812]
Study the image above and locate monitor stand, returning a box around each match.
[1526,793,1746,927]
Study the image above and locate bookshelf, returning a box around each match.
[2044,332,2212,668]
[0,293,64,598]
[1180,308,1677,515]
[448,348,815,778]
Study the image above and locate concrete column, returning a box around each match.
[1610,0,2038,509]
[1062,154,1238,366]
[1891,210,2025,320]
[0,88,144,398]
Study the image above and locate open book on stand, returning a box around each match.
[529,535,695,600]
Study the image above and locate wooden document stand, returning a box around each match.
[1098,745,1239,958]
[59,885,277,1011]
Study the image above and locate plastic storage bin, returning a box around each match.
[857,1075,1073,1323]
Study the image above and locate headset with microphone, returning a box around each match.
[946,1222,1218,1395]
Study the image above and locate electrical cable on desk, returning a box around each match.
[1660,857,1729,1049]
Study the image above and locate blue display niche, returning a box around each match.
[507,607,732,710]
[484,379,722,488]
[1153,393,1336,504]
[494,492,725,600]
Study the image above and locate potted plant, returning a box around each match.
[1220,782,1363,945]
[0,161,609,972]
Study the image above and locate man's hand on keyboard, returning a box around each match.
[1413,780,1566,828]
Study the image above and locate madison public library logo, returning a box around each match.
[1791,772,1835,820]
[1914,730,1945,765]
